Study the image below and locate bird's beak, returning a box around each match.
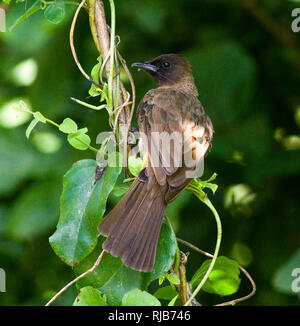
[131,61,158,72]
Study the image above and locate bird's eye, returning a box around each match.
[163,61,170,68]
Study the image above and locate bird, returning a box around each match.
[98,53,213,272]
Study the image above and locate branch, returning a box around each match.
[45,249,105,306]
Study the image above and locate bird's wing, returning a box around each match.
[137,88,213,200]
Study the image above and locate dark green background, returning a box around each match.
[0,0,300,305]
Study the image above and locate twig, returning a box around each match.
[177,238,256,306]
[69,0,101,87]
[45,249,105,306]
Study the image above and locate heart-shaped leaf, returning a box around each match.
[73,286,107,306]
[67,129,91,151]
[59,118,78,134]
[190,256,241,296]
[128,156,143,177]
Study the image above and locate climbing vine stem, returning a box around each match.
[184,185,222,306]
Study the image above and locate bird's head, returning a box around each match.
[132,54,197,96]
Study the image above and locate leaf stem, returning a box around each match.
[71,97,107,110]
[45,118,60,128]
[44,117,99,153]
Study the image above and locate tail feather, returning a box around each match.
[98,178,167,272]
[134,203,165,270]
[123,201,165,270]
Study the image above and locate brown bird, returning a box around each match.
[98,54,213,272]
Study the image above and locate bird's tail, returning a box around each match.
[98,177,167,272]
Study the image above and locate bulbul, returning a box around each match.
[98,54,213,272]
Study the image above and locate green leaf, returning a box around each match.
[190,256,241,296]
[67,130,91,151]
[89,56,103,97]
[188,173,218,196]
[9,0,42,32]
[100,83,109,103]
[111,182,132,197]
[91,56,102,82]
[154,286,177,300]
[73,286,107,306]
[33,111,47,123]
[128,156,143,177]
[122,289,161,306]
[59,118,78,134]
[26,118,39,139]
[196,173,218,194]
[49,159,122,266]
[197,179,218,194]
[13,100,31,113]
[158,275,165,286]
[44,2,65,24]
[168,295,178,306]
[272,248,300,295]
[166,272,180,285]
[205,172,217,183]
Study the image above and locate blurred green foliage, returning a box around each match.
[0,0,300,305]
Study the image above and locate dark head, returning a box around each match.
[132,54,198,96]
